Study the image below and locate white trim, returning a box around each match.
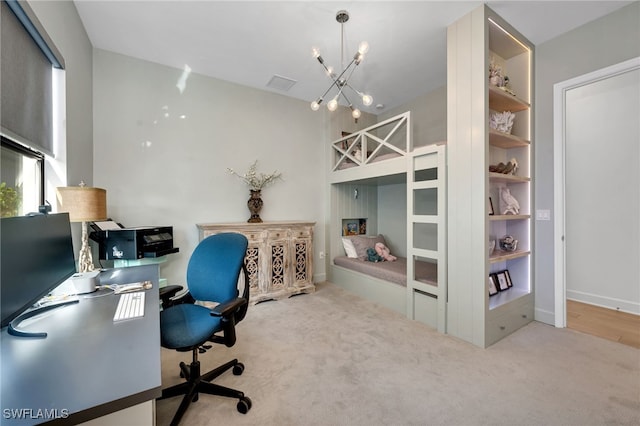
[567,290,640,316]
[553,56,640,328]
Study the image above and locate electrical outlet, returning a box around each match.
[536,209,551,221]
[319,251,326,259]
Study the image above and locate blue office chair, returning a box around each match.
[158,233,252,425]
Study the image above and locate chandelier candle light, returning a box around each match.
[310,10,373,120]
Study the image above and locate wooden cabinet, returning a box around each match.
[197,221,315,304]
[447,5,534,347]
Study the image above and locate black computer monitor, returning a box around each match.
[1,213,76,330]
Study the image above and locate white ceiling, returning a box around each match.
[74,1,633,114]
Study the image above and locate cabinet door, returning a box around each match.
[266,230,289,292]
[244,243,261,292]
[291,236,312,287]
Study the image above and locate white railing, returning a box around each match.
[331,112,411,172]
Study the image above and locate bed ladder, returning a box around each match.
[406,144,447,334]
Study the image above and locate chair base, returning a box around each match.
[158,357,251,426]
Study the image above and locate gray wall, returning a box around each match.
[534,2,640,323]
[28,0,93,188]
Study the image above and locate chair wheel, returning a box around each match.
[237,396,252,414]
[232,363,245,376]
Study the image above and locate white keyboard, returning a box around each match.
[113,291,145,321]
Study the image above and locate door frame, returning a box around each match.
[553,56,640,327]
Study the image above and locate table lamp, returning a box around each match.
[56,182,107,293]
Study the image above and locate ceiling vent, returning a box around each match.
[266,74,297,92]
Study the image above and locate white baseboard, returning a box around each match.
[535,307,555,326]
[567,290,640,315]
[313,272,326,283]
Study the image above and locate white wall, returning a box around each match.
[378,85,447,148]
[93,50,336,286]
[535,2,640,324]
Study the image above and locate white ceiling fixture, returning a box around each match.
[310,10,373,120]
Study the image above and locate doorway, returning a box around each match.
[554,57,640,328]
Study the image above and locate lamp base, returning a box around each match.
[71,270,100,294]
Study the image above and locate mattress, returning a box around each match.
[333,256,437,287]
[335,152,401,170]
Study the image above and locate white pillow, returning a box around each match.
[341,237,358,258]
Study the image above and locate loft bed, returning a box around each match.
[329,112,411,184]
[327,113,447,332]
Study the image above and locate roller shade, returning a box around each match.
[1,0,64,157]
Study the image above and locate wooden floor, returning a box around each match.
[567,300,640,349]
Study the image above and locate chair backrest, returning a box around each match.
[186,233,248,303]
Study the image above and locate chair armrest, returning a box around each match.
[210,297,247,318]
[210,297,247,347]
[159,285,182,301]
[159,285,195,309]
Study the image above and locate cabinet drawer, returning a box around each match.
[486,299,533,346]
[267,229,288,240]
[243,231,263,243]
[292,228,311,238]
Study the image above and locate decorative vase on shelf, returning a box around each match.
[247,190,263,223]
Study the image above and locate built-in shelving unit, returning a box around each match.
[447,5,534,347]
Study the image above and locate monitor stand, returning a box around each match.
[8,300,79,338]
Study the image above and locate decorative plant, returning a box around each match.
[0,182,22,217]
[227,160,283,191]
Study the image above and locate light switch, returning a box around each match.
[536,209,551,221]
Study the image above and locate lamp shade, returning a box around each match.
[56,186,107,222]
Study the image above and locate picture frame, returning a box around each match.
[495,271,509,291]
[489,197,495,215]
[488,274,499,296]
[358,218,367,235]
[346,222,359,235]
[504,269,513,288]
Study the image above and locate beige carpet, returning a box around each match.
[156,282,640,426]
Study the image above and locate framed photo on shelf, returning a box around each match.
[346,222,359,235]
[504,269,513,288]
[488,274,499,296]
[358,219,367,235]
[489,197,495,215]
[495,271,509,291]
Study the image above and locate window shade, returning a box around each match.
[1,1,64,157]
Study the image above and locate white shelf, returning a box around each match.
[489,129,530,148]
[489,287,530,310]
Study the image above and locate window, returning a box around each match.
[1,0,65,217]
[1,137,44,217]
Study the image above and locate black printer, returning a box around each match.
[90,225,179,260]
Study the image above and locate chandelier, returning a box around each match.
[310,10,373,120]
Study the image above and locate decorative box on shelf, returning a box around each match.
[196,221,316,304]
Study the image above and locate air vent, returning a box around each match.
[266,74,297,92]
